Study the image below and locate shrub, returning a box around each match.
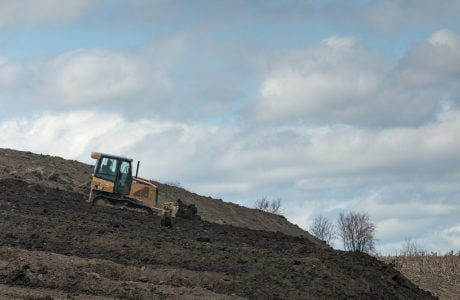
[337,211,376,253]
[309,215,336,245]
[254,197,283,214]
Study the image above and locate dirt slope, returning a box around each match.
[0,148,91,192]
[154,181,312,240]
[0,148,316,243]
[379,255,460,300]
[0,178,435,299]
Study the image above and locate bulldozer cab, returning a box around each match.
[92,153,133,195]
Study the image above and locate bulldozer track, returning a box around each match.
[91,194,153,214]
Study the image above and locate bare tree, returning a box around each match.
[401,237,425,256]
[255,197,269,211]
[269,198,282,214]
[255,197,283,214]
[337,211,376,253]
[309,215,335,245]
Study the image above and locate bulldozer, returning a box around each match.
[87,152,180,219]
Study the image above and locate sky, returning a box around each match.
[0,0,459,254]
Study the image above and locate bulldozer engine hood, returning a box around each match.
[132,176,156,188]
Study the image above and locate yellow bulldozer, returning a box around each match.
[87,152,182,219]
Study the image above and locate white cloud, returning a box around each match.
[397,29,460,87]
[428,29,460,47]
[0,111,124,158]
[376,218,434,242]
[0,32,248,121]
[441,224,460,248]
[254,36,387,124]
[238,109,460,182]
[254,30,460,127]
[4,108,459,193]
[0,0,98,27]
[0,111,225,182]
[48,50,143,104]
[0,48,171,112]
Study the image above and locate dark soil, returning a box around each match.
[0,178,436,299]
[0,148,317,242]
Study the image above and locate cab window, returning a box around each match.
[96,157,118,181]
[117,160,132,194]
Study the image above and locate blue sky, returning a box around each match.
[1,0,460,253]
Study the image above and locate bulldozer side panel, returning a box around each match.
[91,177,115,193]
[128,180,157,209]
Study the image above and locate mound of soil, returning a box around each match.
[0,178,435,299]
[0,148,92,194]
[0,148,316,243]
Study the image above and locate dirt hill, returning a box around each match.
[0,148,316,243]
[0,148,436,299]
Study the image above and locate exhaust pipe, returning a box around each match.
[136,161,140,177]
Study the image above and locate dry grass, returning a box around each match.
[379,251,460,300]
